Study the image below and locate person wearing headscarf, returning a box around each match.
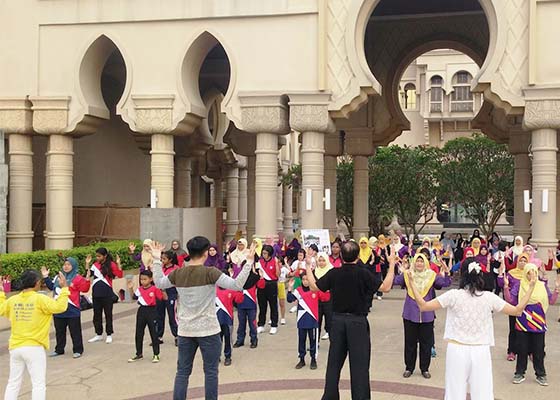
[253,237,263,258]
[315,252,334,340]
[503,263,559,386]
[171,240,189,266]
[286,236,302,264]
[453,233,464,262]
[522,244,543,269]
[357,237,373,267]
[470,238,482,256]
[393,253,451,379]
[440,232,455,261]
[129,239,154,272]
[489,232,501,255]
[42,257,91,357]
[229,238,250,278]
[469,229,485,245]
[204,244,227,271]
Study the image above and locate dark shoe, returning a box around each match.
[536,376,548,386]
[233,342,244,348]
[127,355,143,363]
[310,359,317,370]
[422,371,431,379]
[224,358,232,366]
[158,338,164,345]
[403,370,413,378]
[250,341,258,349]
[295,359,305,369]
[512,374,525,384]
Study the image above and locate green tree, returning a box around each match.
[438,134,513,238]
[336,159,354,236]
[368,155,395,235]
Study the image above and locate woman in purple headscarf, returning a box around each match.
[204,244,227,272]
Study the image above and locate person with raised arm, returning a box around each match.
[305,241,397,400]
[151,237,255,400]
[406,257,538,400]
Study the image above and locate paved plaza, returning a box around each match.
[1,276,559,400]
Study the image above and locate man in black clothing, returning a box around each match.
[306,241,397,400]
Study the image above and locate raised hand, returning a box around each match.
[116,254,122,265]
[57,272,67,288]
[128,243,136,254]
[41,266,49,279]
[149,241,166,260]
[85,254,92,265]
[387,246,397,265]
[127,280,134,290]
[504,274,509,288]
[288,279,295,292]
[85,268,91,279]
[528,270,537,288]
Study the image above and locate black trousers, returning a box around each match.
[93,296,114,335]
[156,298,178,339]
[220,323,232,359]
[515,331,546,377]
[54,316,83,355]
[376,268,388,297]
[298,328,317,360]
[135,306,159,357]
[507,316,517,354]
[257,281,278,327]
[323,313,370,400]
[403,319,433,373]
[319,300,333,335]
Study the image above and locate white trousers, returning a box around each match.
[445,342,493,400]
[4,346,46,400]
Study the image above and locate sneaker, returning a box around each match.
[49,351,63,357]
[512,374,525,384]
[72,353,82,359]
[507,352,516,361]
[536,376,548,386]
[250,341,258,349]
[289,305,297,313]
[280,318,286,325]
[233,342,244,348]
[152,355,160,363]
[269,327,277,335]
[377,295,383,300]
[257,326,265,334]
[88,335,103,343]
[295,359,305,369]
[403,370,413,378]
[158,337,164,345]
[310,359,317,370]
[422,371,431,379]
[128,355,143,363]
[431,347,437,358]
[321,333,329,340]
[105,335,113,344]
[224,357,232,366]
[268,320,272,325]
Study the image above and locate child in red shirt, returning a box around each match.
[127,270,163,363]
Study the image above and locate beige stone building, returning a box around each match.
[0,0,558,258]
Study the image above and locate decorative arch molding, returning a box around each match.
[73,33,132,133]
[200,88,230,151]
[178,30,236,128]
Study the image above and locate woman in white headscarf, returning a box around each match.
[128,239,153,272]
[229,238,250,278]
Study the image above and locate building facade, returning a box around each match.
[0,0,558,258]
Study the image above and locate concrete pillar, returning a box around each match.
[277,182,283,233]
[324,155,338,236]
[45,134,74,250]
[283,180,293,235]
[225,167,240,242]
[255,133,278,237]
[353,156,369,239]
[238,168,248,235]
[530,128,557,257]
[7,134,34,252]
[213,178,223,209]
[191,174,200,207]
[513,152,532,240]
[151,134,174,208]
[175,156,192,208]
[247,156,256,239]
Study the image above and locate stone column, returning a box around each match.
[150,134,175,208]
[282,161,293,235]
[247,156,256,239]
[191,174,200,207]
[290,93,332,230]
[239,95,290,238]
[324,156,337,235]
[523,96,560,258]
[509,133,531,240]
[45,134,75,250]
[277,181,284,233]
[225,167,240,242]
[238,168,248,235]
[353,156,369,239]
[0,98,34,253]
[213,178,223,209]
[175,156,192,208]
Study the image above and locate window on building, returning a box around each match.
[451,71,473,112]
[430,75,443,112]
[401,83,417,110]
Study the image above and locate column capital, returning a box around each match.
[238,92,290,134]
[131,95,201,135]
[289,92,334,133]
[523,86,560,130]
[0,97,33,134]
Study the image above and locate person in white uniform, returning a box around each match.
[406,257,537,400]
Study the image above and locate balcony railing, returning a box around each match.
[451,101,473,112]
[430,103,442,112]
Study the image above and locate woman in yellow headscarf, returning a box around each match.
[396,253,451,378]
[358,237,373,265]
[471,238,482,256]
[504,263,559,385]
[252,237,263,258]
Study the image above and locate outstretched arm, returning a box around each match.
[501,271,537,316]
[378,246,397,293]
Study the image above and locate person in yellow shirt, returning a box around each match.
[0,269,69,400]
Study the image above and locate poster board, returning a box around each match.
[301,229,331,255]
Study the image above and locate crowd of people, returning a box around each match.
[0,228,559,400]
